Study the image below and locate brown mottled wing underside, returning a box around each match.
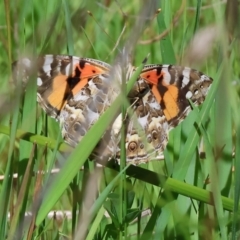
[13,56,213,164]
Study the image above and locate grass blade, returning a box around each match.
[34,60,145,226]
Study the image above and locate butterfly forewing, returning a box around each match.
[140,64,213,127]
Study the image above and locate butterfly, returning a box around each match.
[13,55,213,164]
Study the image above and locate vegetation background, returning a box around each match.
[0,0,239,239]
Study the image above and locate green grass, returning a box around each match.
[0,0,239,239]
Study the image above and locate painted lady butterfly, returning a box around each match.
[13,55,212,164]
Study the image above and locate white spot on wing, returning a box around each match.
[43,56,54,76]
[64,64,72,76]
[186,91,193,99]
[44,55,54,66]
[162,65,171,84]
[148,101,161,110]
[112,114,122,135]
[42,65,52,76]
[37,77,43,86]
[138,114,149,129]
[182,68,190,87]
[182,76,190,86]
[73,93,89,101]
[201,74,209,81]
[86,109,99,124]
